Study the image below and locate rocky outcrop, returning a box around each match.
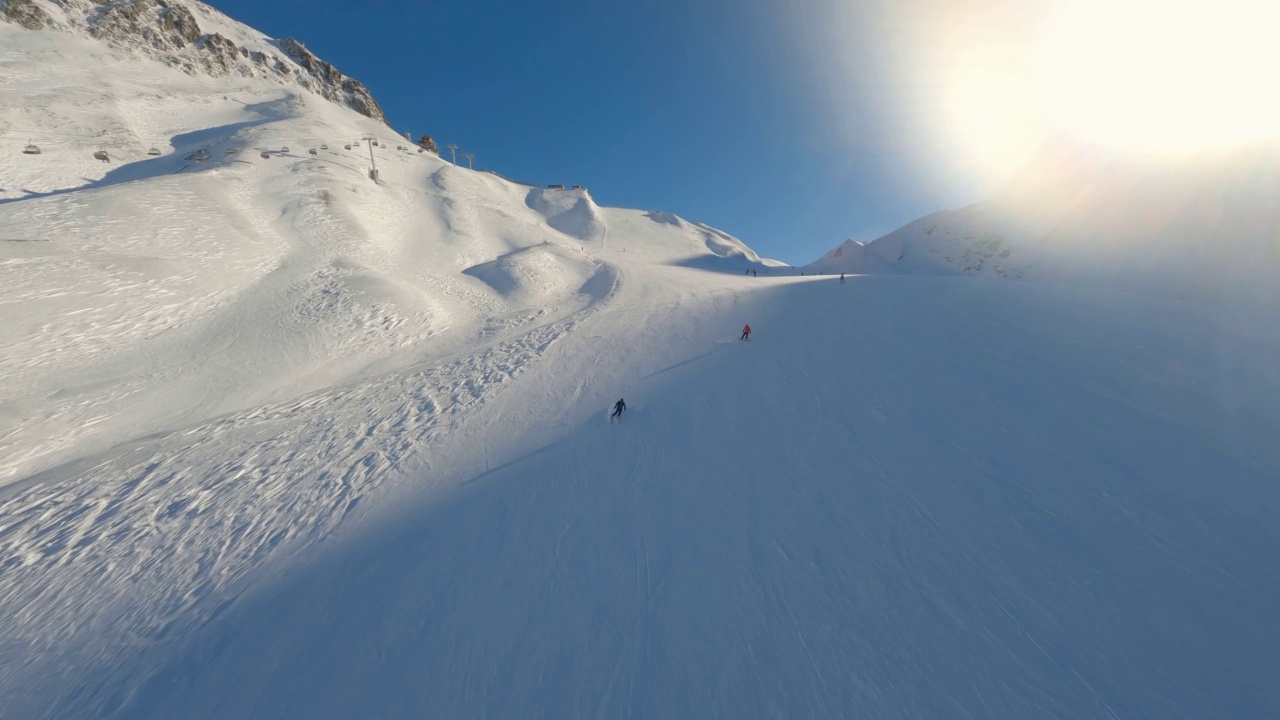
[2,0,50,30]
[4,0,389,124]
[418,135,438,154]
[196,31,238,74]
[277,37,385,123]
[90,0,201,51]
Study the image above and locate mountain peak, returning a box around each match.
[2,0,386,123]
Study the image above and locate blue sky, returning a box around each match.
[208,0,1043,264]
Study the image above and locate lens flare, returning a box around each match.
[1036,0,1280,153]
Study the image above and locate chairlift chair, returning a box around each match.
[147,147,162,156]
[93,150,110,162]
[308,148,317,155]
[321,144,329,150]
[260,151,271,159]
[281,146,290,153]
[344,144,352,150]
[22,142,41,155]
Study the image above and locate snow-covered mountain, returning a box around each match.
[808,138,1280,293]
[3,8,1279,720]
[3,0,384,121]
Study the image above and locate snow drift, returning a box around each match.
[525,186,608,245]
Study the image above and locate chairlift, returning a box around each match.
[260,151,271,159]
[93,150,110,162]
[308,148,317,155]
[418,148,424,154]
[344,144,352,150]
[147,147,162,156]
[281,146,290,153]
[190,149,210,163]
[321,144,329,150]
[22,141,41,155]
[226,147,240,155]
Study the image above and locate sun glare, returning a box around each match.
[1037,0,1280,153]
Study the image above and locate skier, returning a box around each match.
[752,269,757,277]
[610,398,626,422]
[839,273,846,284]
[741,323,752,341]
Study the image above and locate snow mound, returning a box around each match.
[525,187,607,244]
[692,220,759,260]
[644,210,684,227]
[463,243,609,307]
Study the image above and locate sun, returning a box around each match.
[1036,0,1280,153]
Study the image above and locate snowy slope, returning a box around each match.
[807,138,1280,293]
[22,276,1280,720]
[3,11,1280,720]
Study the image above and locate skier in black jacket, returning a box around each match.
[610,398,626,422]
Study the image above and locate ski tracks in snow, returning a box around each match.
[0,259,623,715]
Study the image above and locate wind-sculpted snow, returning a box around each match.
[462,243,607,307]
[0,290,618,717]
[525,187,608,245]
[4,11,1280,720]
[33,275,1280,720]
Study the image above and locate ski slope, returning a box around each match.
[20,274,1280,720]
[4,10,1280,720]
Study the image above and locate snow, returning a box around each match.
[3,13,1280,720]
[526,186,608,245]
[807,137,1280,293]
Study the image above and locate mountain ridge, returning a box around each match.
[1,0,386,122]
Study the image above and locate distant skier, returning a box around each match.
[610,398,626,422]
[839,273,846,284]
[741,324,751,341]
[752,269,757,277]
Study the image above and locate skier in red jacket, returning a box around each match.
[741,324,751,341]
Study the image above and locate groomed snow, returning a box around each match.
[3,14,1280,720]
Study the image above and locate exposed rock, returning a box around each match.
[157,2,200,45]
[279,37,385,123]
[3,0,50,30]
[4,0,392,125]
[341,78,384,123]
[418,135,439,154]
[197,31,237,74]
